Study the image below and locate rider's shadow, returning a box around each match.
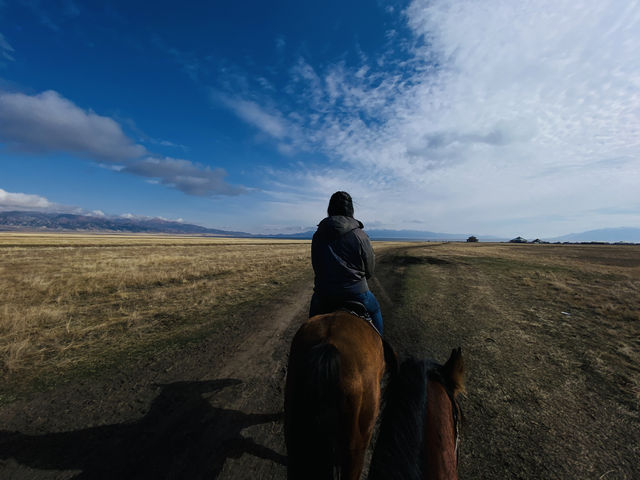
[0,379,286,479]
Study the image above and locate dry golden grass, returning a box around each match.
[0,234,312,384]
[413,242,640,324]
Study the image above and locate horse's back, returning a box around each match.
[296,311,385,380]
[285,311,386,480]
[301,311,383,353]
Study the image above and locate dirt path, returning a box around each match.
[213,283,312,480]
[0,277,313,480]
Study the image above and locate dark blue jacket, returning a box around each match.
[311,215,375,296]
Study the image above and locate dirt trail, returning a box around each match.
[0,278,312,480]
[214,283,312,480]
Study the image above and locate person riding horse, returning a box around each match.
[309,191,383,335]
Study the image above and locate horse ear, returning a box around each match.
[443,347,465,396]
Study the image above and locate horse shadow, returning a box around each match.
[0,379,286,479]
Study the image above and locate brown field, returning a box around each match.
[0,236,638,479]
[375,242,640,479]
[0,234,312,394]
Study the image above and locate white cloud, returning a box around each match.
[155,139,187,149]
[0,189,197,226]
[226,0,640,237]
[0,89,247,197]
[0,188,53,210]
[216,95,289,140]
[0,90,146,161]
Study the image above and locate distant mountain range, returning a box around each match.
[0,211,637,243]
[545,227,640,243]
[0,211,249,236]
[269,228,505,242]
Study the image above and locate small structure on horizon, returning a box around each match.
[466,235,479,242]
[509,236,528,243]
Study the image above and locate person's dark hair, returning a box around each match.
[327,191,354,217]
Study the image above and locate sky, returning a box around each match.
[0,0,638,237]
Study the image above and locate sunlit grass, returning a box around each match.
[0,234,312,386]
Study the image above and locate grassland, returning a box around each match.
[1,236,638,478]
[0,234,312,393]
[374,242,640,479]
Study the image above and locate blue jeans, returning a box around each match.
[309,290,383,335]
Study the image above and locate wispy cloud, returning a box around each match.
[151,35,204,82]
[215,94,290,140]
[0,89,246,197]
[10,0,80,34]
[62,0,80,18]
[221,0,640,236]
[124,157,246,196]
[113,114,188,151]
[0,32,15,62]
[20,0,60,31]
[166,47,201,82]
[153,139,188,150]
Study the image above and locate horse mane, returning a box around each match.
[368,357,437,480]
[286,341,342,480]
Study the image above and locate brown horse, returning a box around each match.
[368,348,465,480]
[284,310,392,480]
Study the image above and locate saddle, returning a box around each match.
[338,301,381,337]
[337,301,396,374]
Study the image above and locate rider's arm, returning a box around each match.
[356,230,375,279]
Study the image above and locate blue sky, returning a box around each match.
[0,0,638,237]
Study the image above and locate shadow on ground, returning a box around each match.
[0,379,285,479]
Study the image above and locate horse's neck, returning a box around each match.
[424,380,458,480]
